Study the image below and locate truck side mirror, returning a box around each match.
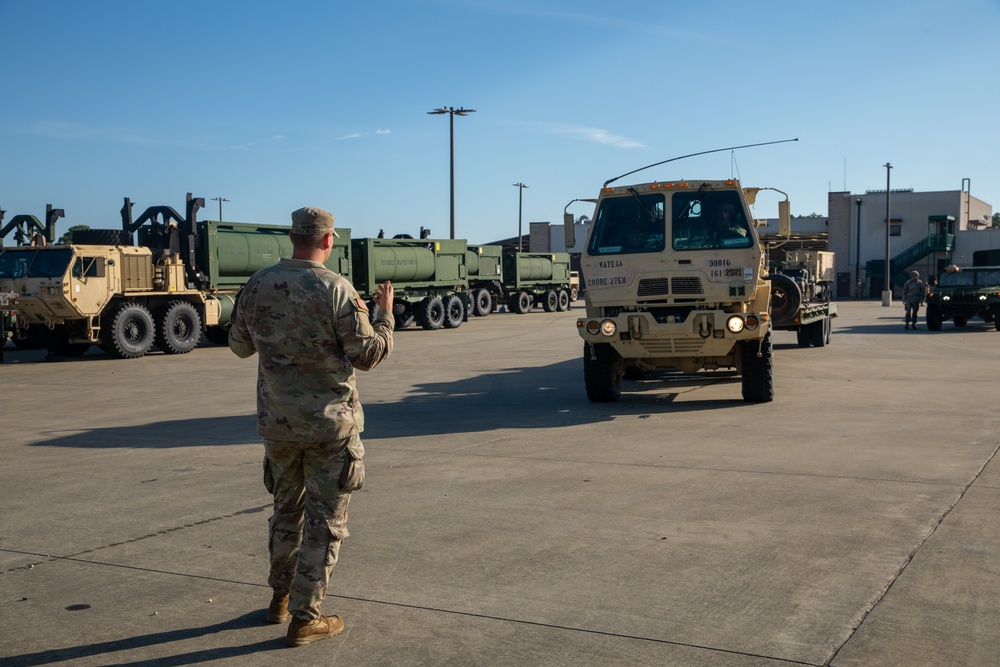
[563,213,575,250]
[778,200,791,237]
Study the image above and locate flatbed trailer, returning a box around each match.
[772,300,838,347]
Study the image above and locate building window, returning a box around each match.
[890,224,902,237]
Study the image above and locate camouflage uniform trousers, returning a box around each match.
[904,301,921,325]
[262,434,365,621]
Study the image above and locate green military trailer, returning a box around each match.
[925,265,1000,331]
[501,250,573,314]
[351,237,469,330]
[466,244,503,317]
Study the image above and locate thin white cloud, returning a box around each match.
[336,132,363,140]
[376,129,391,135]
[29,120,158,145]
[557,126,645,149]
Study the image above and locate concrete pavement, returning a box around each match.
[1,301,998,666]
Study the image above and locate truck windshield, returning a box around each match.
[671,190,752,250]
[587,192,665,256]
[976,270,1000,286]
[938,272,974,287]
[0,248,73,279]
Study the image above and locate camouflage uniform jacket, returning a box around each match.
[901,277,925,304]
[229,258,394,441]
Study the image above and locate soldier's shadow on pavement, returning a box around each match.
[3,611,287,667]
[30,414,258,449]
[30,359,746,448]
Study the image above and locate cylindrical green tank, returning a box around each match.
[372,245,437,282]
[465,250,481,276]
[517,256,554,280]
[212,227,290,277]
[205,292,238,325]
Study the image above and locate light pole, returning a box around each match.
[513,183,529,252]
[211,196,229,222]
[882,163,892,307]
[427,106,476,239]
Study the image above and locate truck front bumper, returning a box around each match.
[576,309,769,359]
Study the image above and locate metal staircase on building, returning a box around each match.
[866,233,955,288]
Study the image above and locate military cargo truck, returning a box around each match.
[502,250,573,314]
[768,250,838,347]
[351,237,469,330]
[925,265,1000,331]
[566,179,779,403]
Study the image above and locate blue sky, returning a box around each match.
[1,0,998,244]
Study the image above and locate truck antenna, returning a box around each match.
[603,138,799,188]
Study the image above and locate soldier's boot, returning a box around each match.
[266,593,290,624]
[285,614,345,647]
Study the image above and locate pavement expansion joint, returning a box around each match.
[0,503,270,574]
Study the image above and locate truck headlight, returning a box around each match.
[586,321,600,335]
[943,295,950,301]
[726,316,745,333]
[600,319,617,336]
[979,295,987,301]
[745,315,760,330]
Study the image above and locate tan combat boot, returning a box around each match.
[266,593,289,624]
[285,614,345,647]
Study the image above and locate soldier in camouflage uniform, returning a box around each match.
[229,206,394,647]
[901,270,925,330]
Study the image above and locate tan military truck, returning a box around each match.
[0,194,351,359]
[565,178,788,403]
[0,242,227,358]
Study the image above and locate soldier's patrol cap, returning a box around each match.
[291,206,339,237]
[911,270,919,278]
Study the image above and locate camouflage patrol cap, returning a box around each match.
[291,207,339,237]
[911,271,919,278]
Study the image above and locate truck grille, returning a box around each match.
[639,339,706,355]
[671,277,703,295]
[637,278,669,296]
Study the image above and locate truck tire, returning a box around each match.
[102,302,155,358]
[953,316,968,327]
[825,316,832,344]
[71,229,133,246]
[809,319,826,348]
[543,290,559,312]
[443,295,464,329]
[471,288,492,317]
[12,323,48,350]
[155,301,202,354]
[994,307,1000,331]
[416,296,445,330]
[509,291,531,314]
[392,302,414,329]
[926,304,943,331]
[44,325,91,357]
[766,274,802,323]
[741,332,774,403]
[796,327,810,348]
[204,326,230,345]
[556,289,570,312]
[570,287,579,302]
[584,342,622,402]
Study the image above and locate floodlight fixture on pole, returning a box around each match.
[882,163,892,307]
[211,197,230,222]
[427,106,476,239]
[513,182,529,252]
